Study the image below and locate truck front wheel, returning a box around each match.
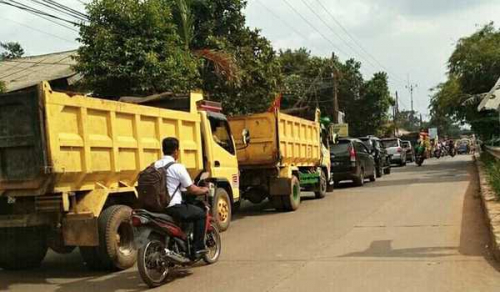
[0,227,48,270]
[212,188,232,232]
[314,171,327,199]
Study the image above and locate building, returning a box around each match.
[0,50,79,93]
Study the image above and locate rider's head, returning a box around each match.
[162,137,180,160]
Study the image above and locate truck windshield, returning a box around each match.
[209,115,235,155]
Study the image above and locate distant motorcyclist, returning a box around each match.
[447,139,456,157]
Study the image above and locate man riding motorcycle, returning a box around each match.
[415,132,430,166]
[155,137,210,259]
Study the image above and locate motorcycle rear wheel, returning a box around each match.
[138,240,170,288]
[203,224,221,264]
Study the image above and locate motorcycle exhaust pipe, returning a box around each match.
[164,249,191,264]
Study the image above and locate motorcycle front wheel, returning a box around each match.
[203,223,221,264]
[138,240,169,288]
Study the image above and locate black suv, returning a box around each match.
[359,136,391,177]
[330,138,376,187]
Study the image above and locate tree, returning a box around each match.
[276,49,393,136]
[0,42,24,60]
[429,23,500,139]
[75,0,200,97]
[395,110,421,132]
[352,72,393,137]
[188,0,282,114]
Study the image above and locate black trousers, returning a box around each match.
[165,203,206,251]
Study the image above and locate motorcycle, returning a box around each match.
[449,146,456,157]
[132,186,221,288]
[415,146,426,167]
[434,147,441,159]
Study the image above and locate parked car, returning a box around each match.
[330,138,376,186]
[401,140,415,163]
[359,136,391,177]
[457,143,470,155]
[381,138,407,166]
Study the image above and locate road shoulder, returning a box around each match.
[475,153,500,261]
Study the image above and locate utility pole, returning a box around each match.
[394,91,399,137]
[420,113,423,129]
[331,52,339,124]
[405,74,417,128]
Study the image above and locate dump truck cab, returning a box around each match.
[0,82,239,270]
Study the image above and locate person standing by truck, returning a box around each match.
[155,137,210,258]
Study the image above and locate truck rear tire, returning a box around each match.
[283,176,301,211]
[314,171,327,199]
[212,188,231,232]
[80,205,137,271]
[0,227,48,270]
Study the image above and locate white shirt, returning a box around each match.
[154,156,193,208]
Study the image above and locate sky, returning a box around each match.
[1,0,500,117]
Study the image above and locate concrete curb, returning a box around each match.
[474,154,500,262]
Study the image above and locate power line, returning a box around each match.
[255,0,309,41]
[0,16,77,43]
[0,0,79,31]
[313,0,407,85]
[299,0,381,71]
[42,0,88,20]
[27,0,88,22]
[0,0,79,25]
[280,0,351,59]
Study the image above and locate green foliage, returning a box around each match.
[277,49,393,137]
[480,151,500,200]
[0,81,6,93]
[189,0,281,115]
[76,0,280,115]
[75,0,199,97]
[0,42,24,60]
[430,23,500,139]
[395,110,421,132]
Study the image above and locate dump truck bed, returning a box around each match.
[229,111,321,168]
[0,82,204,196]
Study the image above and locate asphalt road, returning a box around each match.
[2,155,500,292]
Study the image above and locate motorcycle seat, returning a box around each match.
[135,209,176,222]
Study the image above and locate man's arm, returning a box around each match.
[177,165,209,196]
[186,185,209,196]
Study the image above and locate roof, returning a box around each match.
[478,77,500,111]
[0,50,78,92]
[358,136,381,141]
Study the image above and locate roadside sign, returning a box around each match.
[331,123,349,137]
[429,127,438,139]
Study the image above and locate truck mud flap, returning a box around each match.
[63,213,98,246]
[269,178,291,196]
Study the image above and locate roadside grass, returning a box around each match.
[480,151,500,200]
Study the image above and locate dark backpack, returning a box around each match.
[136,162,178,212]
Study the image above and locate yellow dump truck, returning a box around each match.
[229,110,333,211]
[0,82,241,270]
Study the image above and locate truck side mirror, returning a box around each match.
[242,129,250,146]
